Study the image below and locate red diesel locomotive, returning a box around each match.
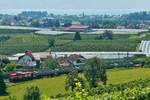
[9,72,33,82]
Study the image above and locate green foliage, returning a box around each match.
[52,33,150,52]
[69,82,90,100]
[65,68,78,91]
[1,31,149,54]
[41,95,50,100]
[31,21,41,27]
[71,78,150,100]
[97,30,113,40]
[88,79,150,97]
[143,58,150,67]
[104,30,113,40]
[100,87,150,100]
[84,57,107,87]
[0,57,10,69]
[0,35,49,54]
[23,86,41,100]
[0,29,36,35]
[6,96,17,100]
[133,58,150,67]
[0,36,10,42]
[53,40,138,52]
[48,39,55,47]
[41,57,58,69]
[4,63,17,72]
[4,68,150,100]
[133,54,146,59]
[74,32,81,41]
[0,71,7,95]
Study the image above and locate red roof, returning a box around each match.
[64,24,89,32]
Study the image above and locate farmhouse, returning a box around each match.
[17,51,37,67]
[9,52,51,61]
[57,54,86,67]
[64,23,89,32]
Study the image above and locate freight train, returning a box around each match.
[9,67,81,82]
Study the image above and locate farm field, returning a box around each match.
[0,28,150,55]
[51,33,150,52]
[1,68,150,100]
[0,34,49,54]
[0,29,37,35]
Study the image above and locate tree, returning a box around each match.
[0,57,10,69]
[7,96,17,100]
[65,68,84,92]
[23,86,41,100]
[96,30,113,40]
[4,63,17,72]
[54,19,60,27]
[31,20,40,27]
[2,58,10,65]
[102,30,113,40]
[84,57,107,87]
[65,68,78,91]
[41,57,58,69]
[48,39,55,48]
[70,81,89,100]
[63,20,72,27]
[74,32,81,41]
[0,71,7,95]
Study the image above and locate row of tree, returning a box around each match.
[74,30,113,41]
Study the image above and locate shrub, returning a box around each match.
[0,71,7,95]
[4,63,17,72]
[84,57,107,87]
[74,32,81,41]
[23,86,41,100]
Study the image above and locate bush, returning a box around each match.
[23,86,41,100]
[0,71,7,95]
[84,57,107,87]
[41,57,59,69]
[48,39,55,47]
[97,30,113,40]
[74,32,81,41]
[4,63,17,72]
[7,96,17,100]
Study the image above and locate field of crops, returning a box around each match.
[51,33,149,52]
[0,29,149,55]
[52,34,139,52]
[1,68,150,100]
[53,40,138,52]
[0,29,37,35]
[0,35,49,54]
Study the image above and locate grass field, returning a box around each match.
[1,68,150,100]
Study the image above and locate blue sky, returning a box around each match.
[0,0,150,10]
